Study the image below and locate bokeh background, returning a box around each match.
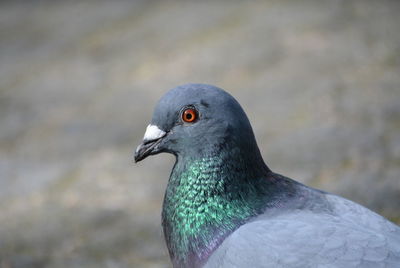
[1,0,399,267]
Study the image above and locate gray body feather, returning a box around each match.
[206,190,400,268]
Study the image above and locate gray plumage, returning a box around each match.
[206,187,400,267]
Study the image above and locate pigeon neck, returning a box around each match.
[162,147,274,267]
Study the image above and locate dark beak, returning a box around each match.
[134,138,163,162]
[135,124,167,163]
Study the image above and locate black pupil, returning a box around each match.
[186,112,192,120]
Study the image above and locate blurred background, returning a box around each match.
[0,0,399,267]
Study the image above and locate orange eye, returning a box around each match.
[182,108,197,123]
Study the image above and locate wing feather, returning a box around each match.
[205,194,400,268]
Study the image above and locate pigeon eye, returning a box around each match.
[182,108,197,123]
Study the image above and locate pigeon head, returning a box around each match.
[135,83,262,162]
[134,84,274,267]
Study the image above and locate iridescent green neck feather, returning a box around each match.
[161,146,285,267]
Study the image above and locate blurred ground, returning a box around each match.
[0,0,399,267]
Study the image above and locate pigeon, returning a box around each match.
[134,83,400,268]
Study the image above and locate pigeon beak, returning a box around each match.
[134,124,167,162]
